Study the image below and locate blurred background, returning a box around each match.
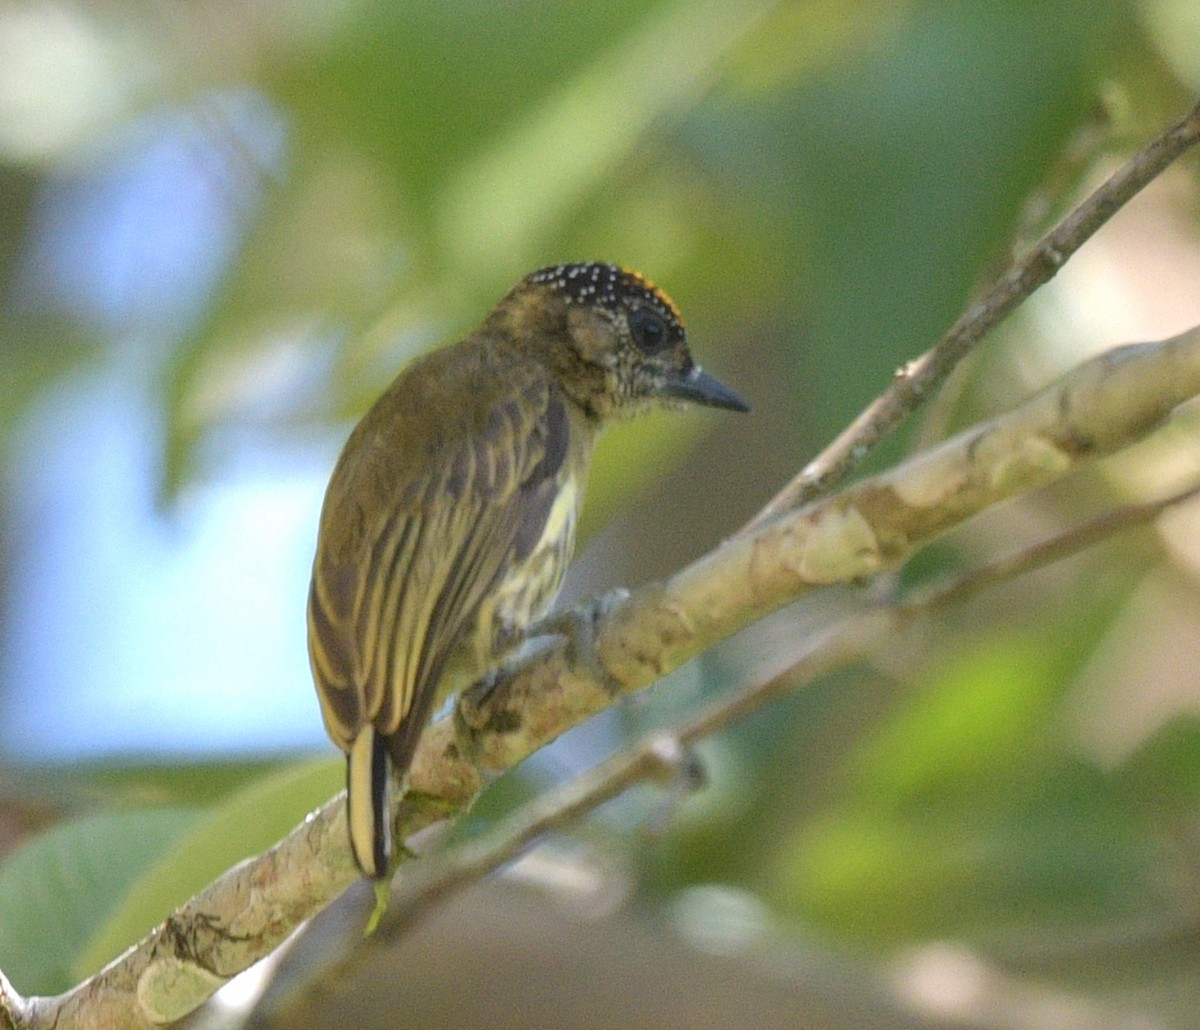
[3,0,1200,1027]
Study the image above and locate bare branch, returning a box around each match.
[911,481,1200,612]
[743,97,1200,531]
[261,469,1200,1014]
[408,481,1200,923]
[10,322,1200,1030]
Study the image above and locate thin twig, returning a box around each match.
[743,97,1200,531]
[912,481,1200,612]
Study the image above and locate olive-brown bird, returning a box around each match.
[308,262,748,880]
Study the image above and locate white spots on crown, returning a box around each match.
[526,262,685,329]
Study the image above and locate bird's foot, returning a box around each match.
[363,879,390,937]
[526,587,629,689]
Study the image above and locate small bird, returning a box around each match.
[308,262,748,880]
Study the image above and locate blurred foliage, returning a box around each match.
[0,807,198,994]
[73,755,342,983]
[0,757,340,993]
[2,0,1200,1026]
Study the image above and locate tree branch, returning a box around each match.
[449,329,1200,781]
[6,322,1200,1030]
[250,480,1200,1021]
[742,95,1200,530]
[409,483,1200,915]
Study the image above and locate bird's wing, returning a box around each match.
[307,370,571,768]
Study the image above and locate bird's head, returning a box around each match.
[492,262,748,421]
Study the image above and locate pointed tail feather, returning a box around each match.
[347,729,391,879]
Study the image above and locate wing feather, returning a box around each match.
[307,358,573,772]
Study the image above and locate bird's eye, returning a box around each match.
[628,306,670,352]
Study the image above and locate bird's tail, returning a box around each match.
[347,728,391,880]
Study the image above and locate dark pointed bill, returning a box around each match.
[659,365,750,412]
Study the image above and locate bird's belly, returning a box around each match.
[437,478,579,702]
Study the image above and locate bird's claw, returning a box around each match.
[526,587,629,688]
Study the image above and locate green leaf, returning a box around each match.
[74,756,342,981]
[0,808,199,995]
[0,757,299,813]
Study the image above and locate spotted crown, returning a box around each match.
[526,263,685,330]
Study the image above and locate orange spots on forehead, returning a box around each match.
[526,262,686,330]
[618,267,684,323]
